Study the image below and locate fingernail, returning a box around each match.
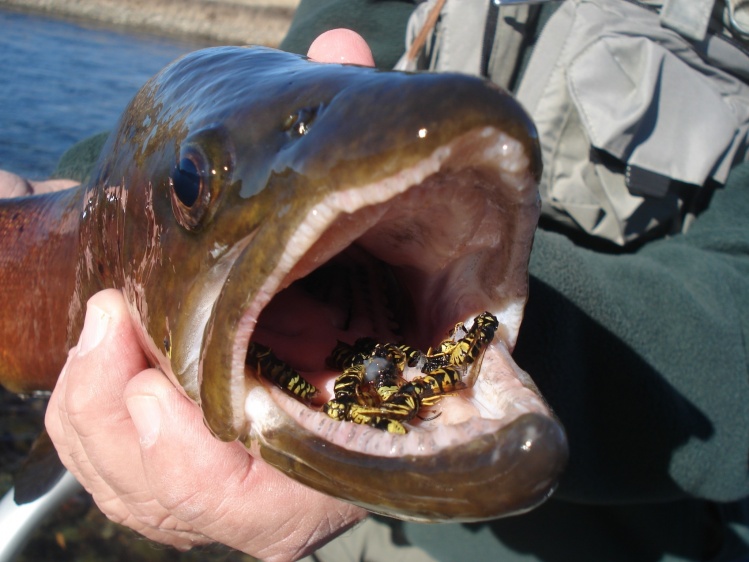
[126,395,161,449]
[77,303,111,356]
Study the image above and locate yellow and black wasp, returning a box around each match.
[247,342,319,401]
[322,311,499,434]
[422,311,499,377]
[323,342,407,425]
[343,363,466,431]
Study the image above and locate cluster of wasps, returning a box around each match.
[247,312,499,434]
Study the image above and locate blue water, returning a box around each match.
[0,8,210,180]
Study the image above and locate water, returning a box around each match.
[0,8,211,180]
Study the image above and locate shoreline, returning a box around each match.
[0,0,299,46]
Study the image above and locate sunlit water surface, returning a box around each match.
[0,8,209,180]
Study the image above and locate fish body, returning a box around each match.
[0,46,567,521]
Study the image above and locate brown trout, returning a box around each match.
[0,46,567,522]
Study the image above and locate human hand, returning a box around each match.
[0,169,77,198]
[45,289,365,561]
[44,30,376,561]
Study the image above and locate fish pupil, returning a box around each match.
[171,157,202,207]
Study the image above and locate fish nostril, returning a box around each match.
[283,106,319,138]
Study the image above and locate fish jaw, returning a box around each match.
[199,124,566,521]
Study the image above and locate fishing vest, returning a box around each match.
[397,0,749,246]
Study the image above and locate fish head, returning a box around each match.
[85,46,566,522]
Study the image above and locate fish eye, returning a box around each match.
[169,146,212,229]
[169,126,233,231]
[171,155,203,208]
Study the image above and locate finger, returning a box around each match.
[45,346,81,479]
[44,293,139,533]
[0,170,78,197]
[307,28,375,67]
[46,291,128,488]
[47,290,146,488]
[28,178,79,193]
[46,290,206,547]
[125,370,367,561]
[0,170,33,197]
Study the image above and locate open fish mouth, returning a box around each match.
[125,46,573,522]
[228,126,567,521]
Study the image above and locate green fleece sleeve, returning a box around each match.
[515,164,749,504]
[279,0,413,69]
